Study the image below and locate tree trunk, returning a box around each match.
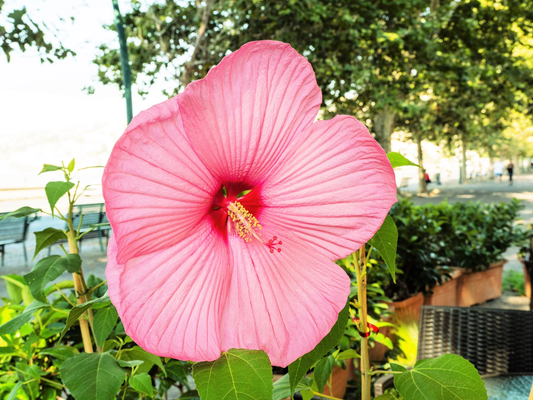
[488,152,495,179]
[417,133,427,194]
[461,132,467,184]
[181,0,213,88]
[373,107,395,153]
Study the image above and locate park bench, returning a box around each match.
[0,212,38,266]
[49,203,111,253]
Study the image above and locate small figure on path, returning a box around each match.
[507,161,514,185]
[435,165,442,185]
[493,160,503,182]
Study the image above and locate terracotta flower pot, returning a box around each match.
[456,260,506,307]
[424,267,462,307]
[387,292,424,324]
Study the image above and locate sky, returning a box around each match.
[0,0,168,189]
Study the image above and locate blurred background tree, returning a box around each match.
[90,0,533,192]
[0,0,75,62]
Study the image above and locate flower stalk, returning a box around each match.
[354,247,371,400]
[66,196,94,353]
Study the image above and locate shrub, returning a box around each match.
[374,198,524,301]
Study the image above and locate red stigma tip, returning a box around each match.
[278,240,282,245]
[268,239,273,244]
[270,248,274,253]
[273,236,277,240]
[277,248,281,253]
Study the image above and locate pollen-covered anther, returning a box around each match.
[227,201,263,242]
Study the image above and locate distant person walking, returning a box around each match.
[424,170,432,185]
[493,160,504,182]
[507,161,514,185]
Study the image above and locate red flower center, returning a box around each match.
[209,183,281,252]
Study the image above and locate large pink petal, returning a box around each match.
[261,115,397,261]
[179,40,322,184]
[103,97,219,264]
[106,224,231,362]
[220,226,350,367]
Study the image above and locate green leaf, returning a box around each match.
[59,294,111,342]
[116,359,144,368]
[1,274,26,304]
[337,349,360,360]
[0,347,20,357]
[39,345,79,361]
[387,152,420,169]
[193,349,273,400]
[24,255,68,302]
[272,374,312,400]
[60,353,126,400]
[368,215,398,282]
[0,300,49,335]
[129,373,153,396]
[313,355,335,392]
[39,164,63,174]
[180,390,201,400]
[6,382,23,400]
[375,393,402,400]
[67,158,76,173]
[119,346,165,376]
[390,363,407,373]
[93,305,118,347]
[288,302,349,396]
[394,354,487,400]
[45,181,75,215]
[0,207,41,221]
[65,254,82,273]
[33,228,67,258]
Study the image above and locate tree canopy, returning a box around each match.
[0,1,75,62]
[91,0,533,182]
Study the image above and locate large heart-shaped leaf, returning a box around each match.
[45,181,74,215]
[392,354,487,400]
[24,255,68,302]
[60,353,126,400]
[193,349,273,400]
[288,301,349,396]
[369,215,398,282]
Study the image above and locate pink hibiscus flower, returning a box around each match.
[103,40,396,367]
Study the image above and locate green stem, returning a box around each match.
[370,370,403,376]
[309,389,343,400]
[354,248,371,400]
[86,280,107,297]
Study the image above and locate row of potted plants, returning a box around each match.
[370,198,525,322]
